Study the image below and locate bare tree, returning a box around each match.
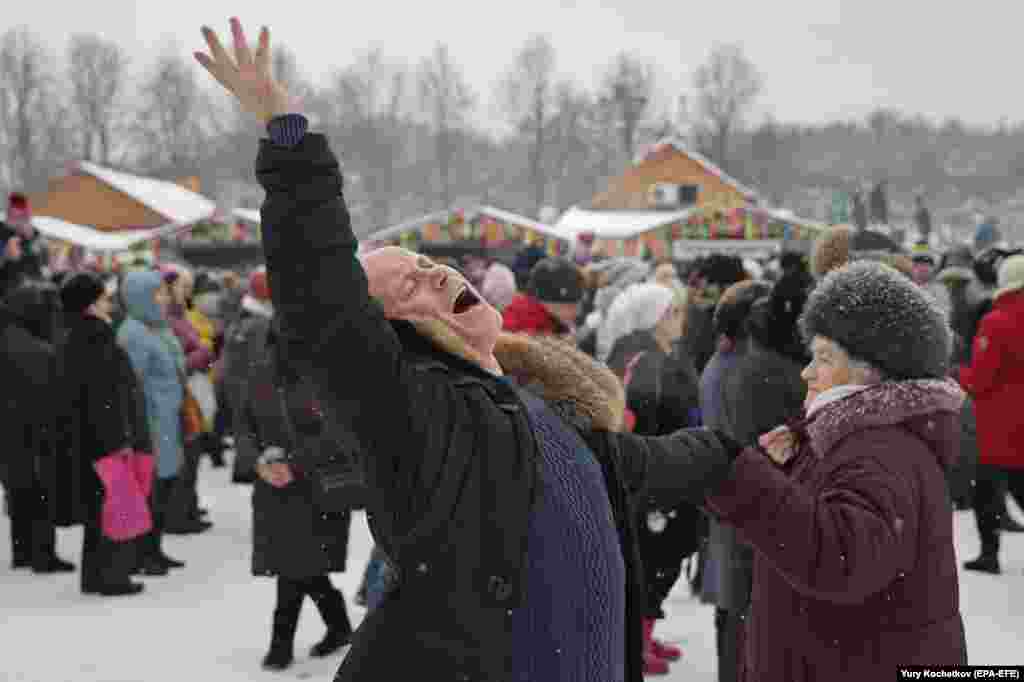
[0,26,66,190]
[328,49,410,232]
[599,53,654,160]
[692,43,761,169]
[418,42,475,209]
[67,34,128,164]
[135,49,213,174]
[497,34,557,217]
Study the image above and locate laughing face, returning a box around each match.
[361,247,503,362]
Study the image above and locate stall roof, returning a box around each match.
[2,210,191,252]
[233,208,261,224]
[76,161,217,226]
[363,205,567,244]
[554,206,697,240]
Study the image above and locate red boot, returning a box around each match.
[646,617,682,661]
[642,618,671,675]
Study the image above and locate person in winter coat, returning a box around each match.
[604,283,700,676]
[959,254,1024,574]
[0,281,75,574]
[116,270,188,575]
[0,193,46,298]
[194,25,739,681]
[58,272,153,596]
[161,265,214,534]
[586,258,651,361]
[696,278,773,682]
[243,319,354,671]
[706,261,967,680]
[222,268,275,484]
[501,256,583,337]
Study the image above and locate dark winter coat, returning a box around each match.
[959,290,1024,469]
[0,304,56,494]
[247,324,350,579]
[256,133,738,682]
[706,380,967,681]
[0,222,45,298]
[221,312,275,482]
[54,314,153,525]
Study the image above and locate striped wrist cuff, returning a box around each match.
[267,114,308,147]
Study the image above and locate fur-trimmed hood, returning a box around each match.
[803,379,965,468]
[392,318,625,433]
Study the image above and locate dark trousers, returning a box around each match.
[140,476,176,560]
[167,442,201,529]
[271,575,352,644]
[7,484,57,568]
[81,492,136,591]
[973,465,1024,557]
[715,607,745,682]
[637,501,702,618]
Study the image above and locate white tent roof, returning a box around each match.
[363,205,567,244]
[2,210,190,252]
[233,208,261,224]
[554,206,697,241]
[77,161,216,226]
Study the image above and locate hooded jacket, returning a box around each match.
[706,380,967,680]
[116,271,184,479]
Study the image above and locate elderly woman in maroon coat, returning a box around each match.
[706,261,968,680]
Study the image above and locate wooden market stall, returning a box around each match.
[556,138,824,259]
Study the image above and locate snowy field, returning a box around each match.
[2,455,1022,681]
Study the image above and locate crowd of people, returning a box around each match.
[2,17,1024,681]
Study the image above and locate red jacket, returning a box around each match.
[501,293,562,336]
[960,290,1024,469]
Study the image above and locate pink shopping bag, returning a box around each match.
[94,450,154,542]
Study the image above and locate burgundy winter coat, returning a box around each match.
[706,380,967,681]
[959,290,1024,469]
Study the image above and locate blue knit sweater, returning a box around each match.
[510,389,625,682]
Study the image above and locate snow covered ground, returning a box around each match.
[2,456,1022,681]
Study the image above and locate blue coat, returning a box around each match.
[116,272,183,479]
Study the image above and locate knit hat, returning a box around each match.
[810,225,912,279]
[242,268,273,318]
[480,262,518,310]
[994,254,1024,301]
[60,271,106,315]
[7,193,31,223]
[800,261,951,380]
[528,257,583,304]
[601,283,675,354]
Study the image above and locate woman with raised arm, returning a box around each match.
[195,19,741,682]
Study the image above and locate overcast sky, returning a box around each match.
[8,0,1022,133]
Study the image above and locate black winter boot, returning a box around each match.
[963,554,1001,575]
[309,584,353,658]
[263,583,302,671]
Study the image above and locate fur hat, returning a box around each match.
[995,254,1024,301]
[60,271,106,315]
[810,225,912,279]
[800,261,952,380]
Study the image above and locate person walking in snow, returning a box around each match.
[958,254,1024,574]
[706,261,968,680]
[245,316,354,671]
[194,20,740,681]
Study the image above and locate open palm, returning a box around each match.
[193,18,292,124]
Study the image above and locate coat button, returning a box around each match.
[488,575,512,602]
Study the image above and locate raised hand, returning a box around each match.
[193,17,292,124]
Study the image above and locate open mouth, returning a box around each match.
[453,287,481,314]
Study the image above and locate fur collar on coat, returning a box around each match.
[803,378,965,460]
[400,317,625,433]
